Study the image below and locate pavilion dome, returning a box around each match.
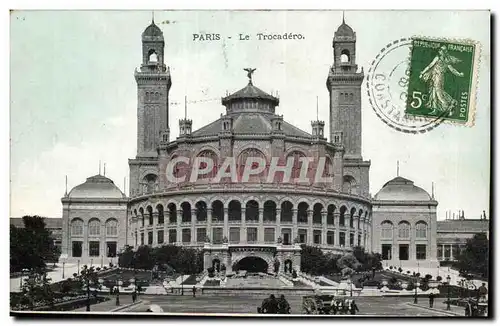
[374,176,432,201]
[335,21,355,37]
[68,175,126,199]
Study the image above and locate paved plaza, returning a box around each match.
[78,294,464,316]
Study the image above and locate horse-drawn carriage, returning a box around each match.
[464,297,488,317]
[302,295,356,315]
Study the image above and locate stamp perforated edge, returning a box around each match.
[405,35,482,128]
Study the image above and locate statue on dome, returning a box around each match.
[243,68,256,84]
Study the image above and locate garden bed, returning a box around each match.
[204,280,220,286]
[181,275,198,285]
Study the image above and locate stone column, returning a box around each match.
[241,208,246,243]
[100,221,106,260]
[276,208,281,237]
[207,208,212,242]
[258,207,264,242]
[223,207,229,240]
[410,225,416,261]
[307,210,313,245]
[322,212,327,246]
[176,209,182,245]
[354,215,359,247]
[83,222,89,261]
[334,213,340,246]
[152,212,158,245]
[191,209,196,245]
[292,208,298,241]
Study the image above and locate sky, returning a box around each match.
[10,10,490,219]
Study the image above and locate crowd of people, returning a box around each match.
[258,294,291,314]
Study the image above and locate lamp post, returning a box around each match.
[77,260,80,275]
[62,261,66,279]
[90,259,93,268]
[414,276,420,304]
[446,275,451,310]
[116,279,123,306]
[101,256,103,268]
[181,273,184,295]
[129,278,136,301]
[348,279,353,297]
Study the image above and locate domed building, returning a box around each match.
[61,175,128,265]
[372,177,438,269]
[59,19,438,272]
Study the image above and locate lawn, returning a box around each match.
[181,275,198,285]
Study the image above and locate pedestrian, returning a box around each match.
[349,300,359,315]
[263,294,278,314]
[429,292,435,308]
[478,283,488,300]
[192,286,196,298]
[277,294,290,314]
[132,290,137,303]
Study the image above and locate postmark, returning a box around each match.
[405,37,480,126]
[366,38,446,134]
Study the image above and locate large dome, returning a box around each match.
[68,175,125,199]
[374,176,432,201]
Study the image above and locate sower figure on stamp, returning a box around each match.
[419,45,464,116]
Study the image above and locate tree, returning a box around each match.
[300,245,328,275]
[454,233,489,278]
[20,270,55,309]
[10,216,61,273]
[76,265,101,311]
[118,245,135,268]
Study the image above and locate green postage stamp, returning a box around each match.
[405,37,480,126]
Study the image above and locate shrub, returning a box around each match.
[292,270,298,278]
[363,280,380,287]
[425,274,432,280]
[207,267,215,278]
[398,267,403,273]
[389,266,393,270]
[415,272,420,277]
[406,271,411,274]
[436,276,442,282]
[389,277,398,284]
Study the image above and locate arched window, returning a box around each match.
[381,221,393,239]
[106,219,118,236]
[343,175,357,195]
[157,204,164,225]
[143,174,158,193]
[139,207,145,227]
[88,219,101,236]
[263,200,276,222]
[358,209,363,229]
[297,202,308,223]
[281,201,293,222]
[340,49,350,63]
[313,203,323,224]
[398,221,410,239]
[349,207,356,228]
[196,150,219,180]
[245,200,259,222]
[237,148,267,183]
[228,200,242,221]
[71,218,83,236]
[148,49,158,63]
[167,203,177,224]
[339,206,347,226]
[195,201,207,221]
[327,204,335,225]
[211,200,224,222]
[147,206,153,225]
[181,202,191,223]
[287,151,306,180]
[415,221,427,238]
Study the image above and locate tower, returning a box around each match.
[134,19,172,157]
[326,17,364,159]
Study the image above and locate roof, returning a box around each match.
[335,22,355,37]
[190,112,311,138]
[10,217,62,229]
[68,175,126,199]
[437,219,489,233]
[374,176,432,201]
[221,82,279,105]
[142,21,163,39]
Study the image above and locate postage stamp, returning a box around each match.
[405,37,480,126]
[366,38,446,134]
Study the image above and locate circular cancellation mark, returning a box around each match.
[366,38,446,134]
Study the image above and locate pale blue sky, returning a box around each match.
[10,10,490,219]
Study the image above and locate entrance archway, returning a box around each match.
[284,259,293,273]
[234,256,269,273]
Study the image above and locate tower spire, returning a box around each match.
[342,11,345,24]
[104,163,106,177]
[152,11,155,24]
[184,95,187,119]
[99,160,101,175]
[431,182,435,199]
[397,160,400,177]
[316,96,319,121]
[65,175,68,196]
